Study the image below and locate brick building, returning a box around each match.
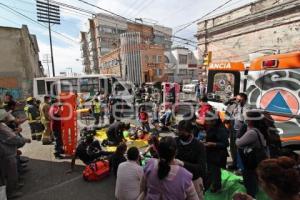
[0,25,44,100]
[196,0,300,80]
[80,13,172,81]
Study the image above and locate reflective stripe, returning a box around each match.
[94,102,101,113]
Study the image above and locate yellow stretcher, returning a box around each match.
[95,129,149,152]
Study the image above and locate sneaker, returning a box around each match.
[54,154,64,159]
[7,191,23,199]
[42,141,53,145]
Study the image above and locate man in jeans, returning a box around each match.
[49,98,64,159]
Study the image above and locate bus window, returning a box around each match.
[79,78,99,95]
[46,81,58,96]
[37,80,46,95]
[61,79,78,93]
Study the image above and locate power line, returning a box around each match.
[0,15,20,26]
[78,0,135,23]
[17,0,198,44]
[125,0,147,18]
[174,0,234,34]
[77,0,197,44]
[129,0,153,18]
[0,2,78,44]
[122,0,141,16]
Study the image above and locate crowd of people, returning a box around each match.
[0,93,67,199]
[1,87,300,200]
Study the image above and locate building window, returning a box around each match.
[179,69,187,74]
[157,56,162,63]
[152,55,156,63]
[188,70,195,75]
[156,69,162,76]
[179,54,187,64]
[145,55,149,63]
[37,80,46,95]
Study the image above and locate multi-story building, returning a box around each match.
[80,13,173,81]
[164,46,200,83]
[93,13,127,56]
[196,0,300,80]
[87,19,99,74]
[120,31,166,85]
[99,48,121,76]
[0,25,44,99]
[80,31,92,74]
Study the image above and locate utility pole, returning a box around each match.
[37,0,60,77]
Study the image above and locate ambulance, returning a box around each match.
[206,51,300,149]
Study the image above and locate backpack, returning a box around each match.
[83,160,110,181]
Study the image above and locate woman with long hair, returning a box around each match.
[142,136,199,200]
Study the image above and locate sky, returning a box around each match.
[0,0,254,76]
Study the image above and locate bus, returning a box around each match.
[33,74,134,102]
[206,51,300,149]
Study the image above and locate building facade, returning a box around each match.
[164,46,200,83]
[80,31,92,74]
[0,25,44,99]
[119,32,166,85]
[99,48,121,76]
[87,19,99,74]
[196,0,300,80]
[80,13,172,79]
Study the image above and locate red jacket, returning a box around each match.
[197,103,213,125]
[139,111,149,122]
[49,105,61,131]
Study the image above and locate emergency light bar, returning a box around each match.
[262,60,278,68]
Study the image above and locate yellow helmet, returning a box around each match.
[26,97,33,102]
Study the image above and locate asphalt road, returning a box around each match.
[18,120,116,200]
[16,95,197,200]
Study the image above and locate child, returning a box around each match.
[109,142,127,176]
[138,106,151,133]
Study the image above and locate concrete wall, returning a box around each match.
[0,25,43,99]
[164,47,200,83]
[196,0,300,63]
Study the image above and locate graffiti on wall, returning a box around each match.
[0,88,22,100]
[247,70,300,139]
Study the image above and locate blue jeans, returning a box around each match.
[53,130,63,155]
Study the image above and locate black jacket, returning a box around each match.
[206,125,229,167]
[76,139,111,165]
[176,138,207,180]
